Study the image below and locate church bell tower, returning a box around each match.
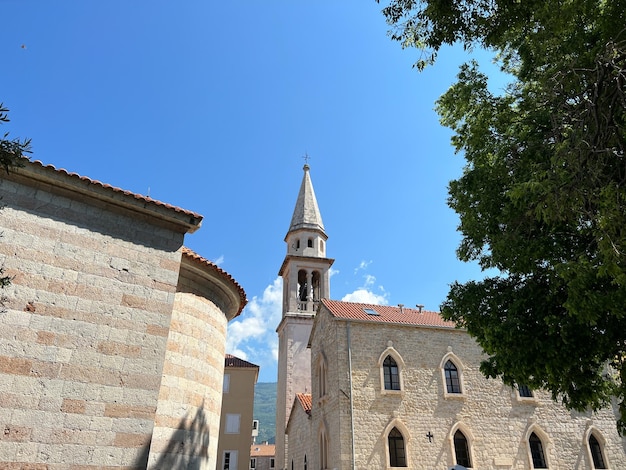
[275,164,333,470]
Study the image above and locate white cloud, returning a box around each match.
[353,260,372,274]
[329,267,340,278]
[226,277,283,380]
[213,255,225,266]
[342,273,389,305]
[342,287,388,305]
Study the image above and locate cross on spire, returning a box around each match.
[302,153,310,165]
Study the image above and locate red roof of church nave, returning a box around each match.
[321,299,456,329]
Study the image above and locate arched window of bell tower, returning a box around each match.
[307,238,313,248]
[312,271,321,302]
[297,270,309,303]
[320,239,324,254]
[296,239,300,250]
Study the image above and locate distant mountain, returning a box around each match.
[253,382,276,444]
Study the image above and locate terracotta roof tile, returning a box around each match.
[250,444,275,457]
[29,160,203,219]
[182,247,247,316]
[296,393,312,415]
[225,353,259,369]
[321,299,455,329]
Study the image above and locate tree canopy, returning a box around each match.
[377,0,626,432]
[0,104,30,172]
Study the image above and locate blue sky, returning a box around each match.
[3,1,504,383]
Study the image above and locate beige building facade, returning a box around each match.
[218,354,259,470]
[276,165,626,469]
[0,160,246,469]
[305,300,626,469]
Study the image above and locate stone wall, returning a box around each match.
[285,397,311,470]
[310,304,626,469]
[0,162,245,469]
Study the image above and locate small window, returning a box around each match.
[270,458,275,469]
[296,239,300,249]
[304,455,307,470]
[589,434,607,469]
[444,360,461,394]
[225,414,240,434]
[308,238,313,248]
[223,451,238,470]
[250,457,256,469]
[518,384,533,398]
[320,429,329,470]
[454,430,472,468]
[290,460,293,470]
[383,356,401,391]
[223,374,230,393]
[388,427,407,467]
[529,432,547,468]
[318,358,327,398]
[364,308,379,316]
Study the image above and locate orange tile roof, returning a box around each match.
[225,353,259,369]
[296,393,312,416]
[182,248,247,316]
[250,444,275,457]
[28,160,203,220]
[321,299,456,329]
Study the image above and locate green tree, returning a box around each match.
[377,0,626,432]
[0,104,31,305]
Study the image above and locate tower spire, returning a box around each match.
[287,164,325,237]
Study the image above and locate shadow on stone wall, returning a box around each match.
[134,402,211,470]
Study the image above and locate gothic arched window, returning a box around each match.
[444,360,461,394]
[453,430,472,468]
[529,432,547,468]
[319,428,328,470]
[387,427,407,467]
[298,270,308,302]
[383,356,401,391]
[589,433,607,469]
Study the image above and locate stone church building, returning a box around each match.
[0,159,246,469]
[276,165,626,469]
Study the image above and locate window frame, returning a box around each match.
[223,450,238,470]
[448,423,474,470]
[383,419,411,469]
[439,352,466,399]
[317,353,328,401]
[527,431,548,469]
[319,426,329,470]
[383,355,401,391]
[515,384,539,404]
[453,430,472,468]
[387,427,407,467]
[586,429,608,469]
[378,343,405,395]
[225,413,241,434]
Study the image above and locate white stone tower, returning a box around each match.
[275,164,333,470]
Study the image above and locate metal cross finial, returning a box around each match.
[302,153,310,165]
